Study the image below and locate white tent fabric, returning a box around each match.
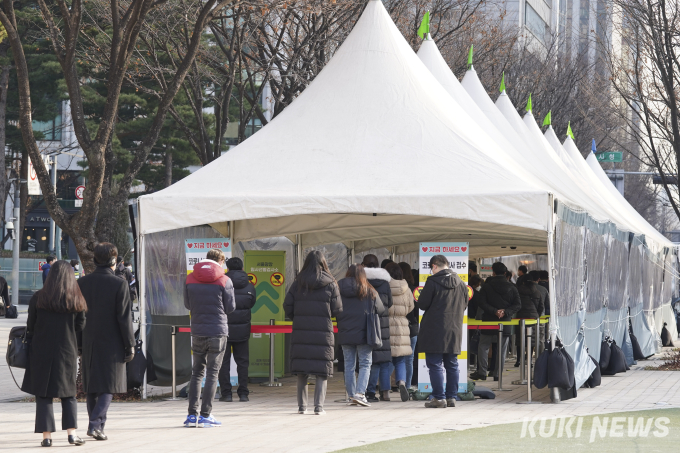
[138,0,551,256]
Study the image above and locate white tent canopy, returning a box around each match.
[138,0,551,257]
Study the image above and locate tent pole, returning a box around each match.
[139,232,147,400]
[229,221,234,242]
[546,193,560,404]
[350,241,355,266]
[295,234,302,274]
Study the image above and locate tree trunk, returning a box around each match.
[165,151,172,187]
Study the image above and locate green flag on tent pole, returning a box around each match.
[543,111,551,126]
[567,121,575,139]
[526,93,532,112]
[467,44,474,69]
[417,11,430,39]
[499,72,506,93]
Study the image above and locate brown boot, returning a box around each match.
[380,390,391,401]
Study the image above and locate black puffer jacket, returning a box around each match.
[225,270,256,342]
[515,276,544,319]
[336,278,384,346]
[406,283,419,338]
[284,271,342,377]
[478,275,521,322]
[365,267,392,364]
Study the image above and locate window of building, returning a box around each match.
[32,102,63,142]
[525,2,549,44]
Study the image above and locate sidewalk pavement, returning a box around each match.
[2,313,680,452]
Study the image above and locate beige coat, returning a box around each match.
[389,279,415,358]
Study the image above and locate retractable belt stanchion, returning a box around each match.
[518,325,541,404]
[164,326,182,401]
[512,319,527,385]
[496,324,511,391]
[261,319,282,387]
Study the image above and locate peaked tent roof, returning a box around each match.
[138,0,550,256]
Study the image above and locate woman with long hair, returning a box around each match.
[22,260,88,447]
[398,262,419,391]
[336,264,384,407]
[283,251,342,415]
[386,263,414,401]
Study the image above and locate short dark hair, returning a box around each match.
[469,261,477,273]
[469,274,483,287]
[385,262,403,280]
[380,258,394,269]
[94,243,118,267]
[226,257,243,271]
[518,265,528,274]
[528,270,540,282]
[362,254,379,268]
[117,256,124,264]
[505,270,513,280]
[539,270,549,280]
[69,259,79,267]
[46,256,55,263]
[429,255,449,269]
[492,262,507,275]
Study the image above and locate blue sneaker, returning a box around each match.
[184,415,198,428]
[197,415,221,428]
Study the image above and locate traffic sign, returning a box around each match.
[596,151,623,163]
[75,185,85,200]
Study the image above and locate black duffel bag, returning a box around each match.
[603,340,627,375]
[126,338,147,389]
[548,340,575,389]
[533,341,551,389]
[661,323,675,347]
[586,354,601,388]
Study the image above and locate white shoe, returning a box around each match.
[314,409,326,415]
[351,394,370,407]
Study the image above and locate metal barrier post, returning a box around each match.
[496,324,511,391]
[518,326,541,404]
[512,319,527,385]
[261,319,282,387]
[164,326,181,401]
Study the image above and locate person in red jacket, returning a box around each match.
[183,249,235,428]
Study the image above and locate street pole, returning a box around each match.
[48,156,57,254]
[11,180,20,306]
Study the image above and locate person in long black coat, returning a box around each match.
[77,243,135,440]
[361,254,392,402]
[21,260,88,447]
[283,251,342,415]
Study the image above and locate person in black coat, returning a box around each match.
[336,264,384,406]
[417,255,469,407]
[513,274,544,366]
[283,251,342,415]
[218,257,256,402]
[77,243,135,441]
[22,260,88,447]
[361,254,392,402]
[470,262,521,381]
[0,265,9,316]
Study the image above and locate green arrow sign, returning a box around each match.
[596,151,623,163]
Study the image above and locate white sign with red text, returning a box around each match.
[184,238,232,274]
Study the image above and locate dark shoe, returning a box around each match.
[239,394,249,402]
[424,398,447,408]
[446,398,456,407]
[469,372,486,381]
[219,393,233,402]
[493,376,499,381]
[86,428,107,441]
[366,392,379,403]
[398,381,409,402]
[41,439,52,447]
[68,435,86,446]
[380,390,391,401]
[514,361,520,367]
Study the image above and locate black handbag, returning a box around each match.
[366,301,382,349]
[6,326,29,390]
[126,339,147,389]
[5,305,18,319]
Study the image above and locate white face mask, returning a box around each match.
[126,266,132,270]
[75,265,79,271]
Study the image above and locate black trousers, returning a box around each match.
[86,393,113,431]
[35,396,77,433]
[218,340,250,396]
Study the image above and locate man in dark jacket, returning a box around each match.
[362,254,393,402]
[78,243,135,441]
[470,262,521,381]
[538,270,550,315]
[41,256,55,284]
[218,257,256,402]
[417,255,468,408]
[183,249,235,428]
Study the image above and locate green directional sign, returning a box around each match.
[596,151,623,162]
